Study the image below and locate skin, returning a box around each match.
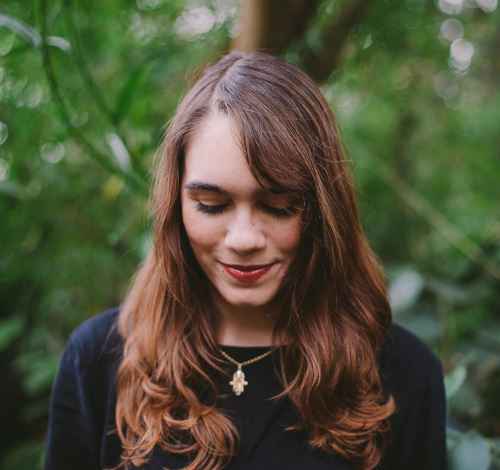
[181,114,302,347]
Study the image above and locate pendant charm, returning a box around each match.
[229,367,248,396]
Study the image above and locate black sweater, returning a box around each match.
[45,308,447,470]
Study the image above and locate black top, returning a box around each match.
[45,308,447,470]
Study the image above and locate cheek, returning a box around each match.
[275,219,302,254]
[182,207,222,255]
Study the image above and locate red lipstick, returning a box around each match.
[223,263,274,283]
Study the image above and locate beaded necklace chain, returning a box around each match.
[219,348,273,396]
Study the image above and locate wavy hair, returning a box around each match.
[116,51,395,470]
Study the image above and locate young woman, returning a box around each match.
[45,52,447,470]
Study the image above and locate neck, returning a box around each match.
[210,288,278,347]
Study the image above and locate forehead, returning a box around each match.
[182,115,261,194]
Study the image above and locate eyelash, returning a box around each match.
[196,203,228,216]
[195,203,297,219]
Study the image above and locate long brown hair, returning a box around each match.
[116,51,395,470]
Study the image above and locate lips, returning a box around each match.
[222,263,275,283]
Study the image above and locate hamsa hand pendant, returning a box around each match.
[229,368,248,395]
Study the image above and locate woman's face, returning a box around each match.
[181,115,302,313]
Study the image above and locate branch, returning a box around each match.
[370,155,500,281]
[232,0,321,54]
[303,0,375,83]
[63,0,114,124]
[38,0,149,196]
[62,0,148,178]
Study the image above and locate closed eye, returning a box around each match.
[262,205,297,219]
[196,202,228,215]
[195,202,298,218]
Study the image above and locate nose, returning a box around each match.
[224,208,266,254]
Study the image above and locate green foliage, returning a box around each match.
[0,0,499,466]
[447,429,498,470]
[318,4,500,467]
[2,442,45,470]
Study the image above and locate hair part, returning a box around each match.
[116,51,395,470]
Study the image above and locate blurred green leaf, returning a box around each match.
[388,268,424,314]
[445,365,467,400]
[114,65,148,123]
[0,316,24,351]
[0,181,26,198]
[477,327,500,355]
[2,442,44,470]
[14,354,60,396]
[0,14,41,47]
[450,380,484,421]
[449,430,491,470]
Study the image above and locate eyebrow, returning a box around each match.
[184,182,232,197]
[184,181,288,199]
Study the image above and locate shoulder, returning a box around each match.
[381,322,442,374]
[378,325,447,469]
[69,307,121,348]
[64,307,122,368]
[47,308,123,469]
[52,307,123,413]
[379,322,443,396]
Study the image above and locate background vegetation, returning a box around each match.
[0,0,499,468]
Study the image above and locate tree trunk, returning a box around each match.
[232,0,374,84]
[303,0,375,82]
[232,0,320,55]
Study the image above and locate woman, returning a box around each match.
[45,52,447,470]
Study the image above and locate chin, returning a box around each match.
[220,289,277,310]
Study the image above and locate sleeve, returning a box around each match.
[399,359,447,470]
[417,361,447,470]
[382,344,448,470]
[44,336,101,470]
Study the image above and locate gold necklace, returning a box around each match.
[219,348,273,396]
